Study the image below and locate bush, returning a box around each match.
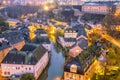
[20,73,36,80]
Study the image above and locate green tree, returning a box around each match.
[20,73,36,80]
[102,14,120,39]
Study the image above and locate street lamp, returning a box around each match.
[43,5,49,11]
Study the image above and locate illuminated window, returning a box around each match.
[12,67,15,69]
[66,73,69,77]
[75,50,80,53]
[69,30,72,33]
[72,75,76,79]
[70,64,77,73]
[65,31,68,33]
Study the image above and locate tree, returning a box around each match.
[102,14,120,39]
[20,73,36,80]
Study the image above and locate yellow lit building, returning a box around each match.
[82,1,119,15]
[64,56,97,80]
[6,18,20,28]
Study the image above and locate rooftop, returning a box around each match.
[78,38,88,50]
[2,43,47,65]
[64,57,84,75]
[64,43,102,74]
[83,1,119,6]
[64,38,76,42]
[35,29,47,34]
[33,36,50,44]
[0,31,24,50]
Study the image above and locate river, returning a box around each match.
[38,43,65,80]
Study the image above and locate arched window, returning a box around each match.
[70,64,77,73]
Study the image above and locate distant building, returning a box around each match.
[34,29,51,51]
[116,2,120,13]
[6,18,20,28]
[0,31,25,62]
[63,41,106,80]
[1,43,49,79]
[61,26,87,47]
[70,36,88,57]
[82,1,119,15]
[64,56,97,80]
[1,0,15,5]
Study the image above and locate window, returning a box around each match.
[8,72,10,75]
[29,67,31,70]
[65,31,68,33]
[70,64,77,73]
[66,73,69,77]
[25,68,27,70]
[18,67,20,70]
[69,30,72,33]
[4,72,7,75]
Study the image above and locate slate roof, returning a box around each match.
[0,31,24,44]
[78,38,88,50]
[77,28,87,37]
[0,41,10,50]
[35,29,47,34]
[33,36,50,44]
[73,5,82,11]
[0,31,24,50]
[65,27,78,31]
[64,52,96,75]
[83,1,119,6]
[64,57,84,75]
[2,43,47,65]
[64,38,76,42]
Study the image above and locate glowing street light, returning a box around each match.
[114,12,120,17]
[3,1,6,5]
[116,26,120,31]
[29,1,33,5]
[43,5,49,11]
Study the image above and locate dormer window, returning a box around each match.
[65,31,68,33]
[70,64,77,73]
[69,30,72,33]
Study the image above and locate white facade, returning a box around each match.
[82,5,110,15]
[64,30,77,38]
[1,52,49,79]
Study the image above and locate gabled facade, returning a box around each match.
[0,31,25,62]
[1,43,49,79]
[64,28,78,38]
[82,1,119,15]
